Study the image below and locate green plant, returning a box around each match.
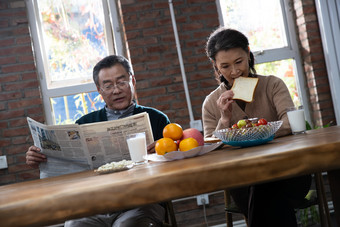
[296,189,320,227]
[306,121,333,130]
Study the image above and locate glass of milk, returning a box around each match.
[287,106,306,134]
[126,132,148,165]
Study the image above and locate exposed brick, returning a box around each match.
[22,72,38,80]
[0,139,11,147]
[1,62,35,73]
[0,74,20,83]
[8,98,42,109]
[167,83,184,93]
[0,45,32,56]
[131,54,160,64]
[0,3,8,10]
[27,107,45,116]
[4,80,39,91]
[17,170,40,181]
[9,1,26,9]
[152,103,170,112]
[0,56,16,65]
[135,71,161,80]
[0,174,16,186]
[0,38,15,47]
[8,162,31,173]
[147,60,172,70]
[121,2,153,14]
[154,94,177,103]
[0,91,21,101]
[18,54,34,63]
[137,87,166,98]
[0,20,8,28]
[0,109,25,120]
[11,136,27,145]
[16,36,31,44]
[3,127,29,138]
[150,77,173,87]
[9,117,27,127]
[10,17,28,26]
[127,36,158,47]
[24,89,41,98]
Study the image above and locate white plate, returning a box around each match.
[146,142,223,162]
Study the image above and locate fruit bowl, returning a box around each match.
[213,121,283,147]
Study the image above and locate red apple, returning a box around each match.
[180,128,204,146]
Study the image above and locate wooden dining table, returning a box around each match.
[1,126,340,227]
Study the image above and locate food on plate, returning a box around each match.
[155,137,178,155]
[156,123,205,155]
[257,118,268,126]
[231,123,238,129]
[204,137,221,143]
[179,137,199,152]
[163,123,183,140]
[237,119,247,128]
[95,160,133,174]
[231,77,259,102]
[180,128,204,146]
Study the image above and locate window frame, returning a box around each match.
[315,0,340,125]
[216,0,312,124]
[26,0,125,125]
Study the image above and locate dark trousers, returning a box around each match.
[230,175,312,227]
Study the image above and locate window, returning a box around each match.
[26,0,125,125]
[315,0,340,124]
[217,0,311,122]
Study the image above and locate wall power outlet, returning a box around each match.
[196,194,209,206]
[0,155,8,169]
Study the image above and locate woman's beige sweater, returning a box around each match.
[202,75,294,138]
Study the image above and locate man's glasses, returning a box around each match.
[100,80,130,93]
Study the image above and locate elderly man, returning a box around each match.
[26,55,170,227]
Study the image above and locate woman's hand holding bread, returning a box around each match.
[217,90,234,127]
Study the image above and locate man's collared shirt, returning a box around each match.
[105,103,135,120]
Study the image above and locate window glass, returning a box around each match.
[224,0,287,51]
[256,59,301,107]
[37,0,109,89]
[51,92,105,125]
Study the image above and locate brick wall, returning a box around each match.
[120,0,219,128]
[0,0,42,185]
[292,0,336,127]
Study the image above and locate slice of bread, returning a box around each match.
[231,77,259,102]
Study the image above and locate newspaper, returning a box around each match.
[27,112,154,178]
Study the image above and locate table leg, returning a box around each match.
[328,169,340,227]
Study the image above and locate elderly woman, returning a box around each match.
[202,27,311,227]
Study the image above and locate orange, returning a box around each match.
[163,123,183,140]
[155,138,178,155]
[179,138,199,152]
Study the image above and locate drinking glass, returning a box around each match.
[287,106,306,134]
[126,132,148,165]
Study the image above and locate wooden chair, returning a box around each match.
[163,201,177,227]
[224,173,332,227]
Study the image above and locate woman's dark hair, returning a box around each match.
[206,27,256,84]
[93,55,133,86]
